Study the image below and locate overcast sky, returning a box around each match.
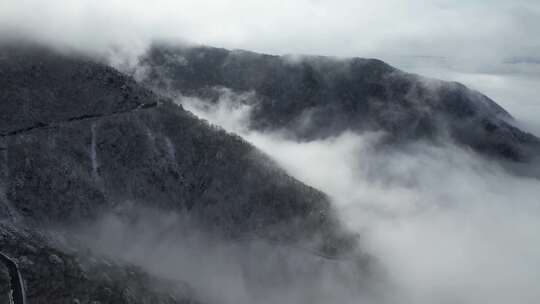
[1,0,539,59]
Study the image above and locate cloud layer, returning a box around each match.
[71,207,380,304]
[180,93,540,304]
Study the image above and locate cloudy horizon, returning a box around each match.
[2,0,539,60]
[2,0,539,133]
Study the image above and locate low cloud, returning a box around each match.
[180,92,540,304]
[71,208,379,304]
[399,64,540,137]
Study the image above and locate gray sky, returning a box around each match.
[1,0,539,60]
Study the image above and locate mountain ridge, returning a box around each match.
[138,43,540,163]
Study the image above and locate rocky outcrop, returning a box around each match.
[139,45,540,162]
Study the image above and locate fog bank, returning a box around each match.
[180,93,540,304]
[72,209,379,304]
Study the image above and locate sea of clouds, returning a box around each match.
[179,92,540,304]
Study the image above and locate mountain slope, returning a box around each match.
[0,43,362,303]
[139,44,540,162]
[0,223,198,304]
